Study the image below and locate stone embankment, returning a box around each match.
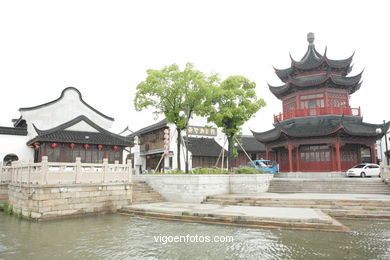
[119,202,350,232]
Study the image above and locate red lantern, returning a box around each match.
[113,145,118,151]
[97,144,103,150]
[83,144,90,149]
[69,143,75,149]
[51,143,57,149]
[146,156,151,159]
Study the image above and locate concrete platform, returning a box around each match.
[119,202,350,232]
[208,193,390,200]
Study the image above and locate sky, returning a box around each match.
[0,0,389,135]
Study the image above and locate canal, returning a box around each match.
[0,214,389,260]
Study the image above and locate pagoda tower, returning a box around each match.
[253,33,389,172]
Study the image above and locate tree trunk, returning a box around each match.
[227,135,234,171]
[177,128,181,171]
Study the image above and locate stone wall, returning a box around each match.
[8,183,132,220]
[0,183,8,203]
[133,174,273,203]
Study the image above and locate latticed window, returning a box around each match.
[300,145,330,162]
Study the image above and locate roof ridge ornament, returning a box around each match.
[307,32,315,45]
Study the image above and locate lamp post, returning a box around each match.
[377,121,389,166]
[384,120,389,165]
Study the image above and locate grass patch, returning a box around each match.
[181,211,191,216]
[2,202,13,215]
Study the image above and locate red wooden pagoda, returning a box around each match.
[253,33,389,172]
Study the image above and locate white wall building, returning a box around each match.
[0,87,131,165]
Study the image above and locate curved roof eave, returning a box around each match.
[19,87,115,121]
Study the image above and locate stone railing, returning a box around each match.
[0,166,12,183]
[1,156,132,185]
[380,166,390,181]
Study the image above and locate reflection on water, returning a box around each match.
[0,213,389,260]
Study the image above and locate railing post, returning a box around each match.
[127,159,132,182]
[103,158,108,183]
[75,157,81,184]
[41,156,48,184]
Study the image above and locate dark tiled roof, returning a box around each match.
[19,87,114,121]
[0,126,27,136]
[252,115,390,143]
[237,136,265,152]
[12,116,27,128]
[27,115,132,146]
[186,137,226,157]
[128,119,168,138]
[268,72,362,99]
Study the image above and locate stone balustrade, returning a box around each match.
[381,166,390,181]
[1,156,132,185]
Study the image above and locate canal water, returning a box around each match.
[0,214,389,260]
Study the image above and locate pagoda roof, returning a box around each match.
[271,33,358,98]
[268,71,363,99]
[27,115,132,146]
[252,115,390,143]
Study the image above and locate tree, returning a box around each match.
[206,76,266,169]
[134,63,218,171]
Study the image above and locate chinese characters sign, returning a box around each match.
[187,126,217,136]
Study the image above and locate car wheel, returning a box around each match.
[361,172,366,178]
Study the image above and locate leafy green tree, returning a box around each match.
[207,76,266,169]
[134,63,218,170]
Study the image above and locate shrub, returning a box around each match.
[190,168,229,175]
[234,167,262,174]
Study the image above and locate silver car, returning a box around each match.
[346,163,380,178]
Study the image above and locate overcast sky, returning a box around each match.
[0,0,389,135]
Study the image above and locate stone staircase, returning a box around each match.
[268,178,390,194]
[132,181,165,204]
[202,195,390,219]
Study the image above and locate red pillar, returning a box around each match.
[370,143,377,164]
[265,147,270,160]
[296,146,300,172]
[335,142,341,172]
[288,144,293,172]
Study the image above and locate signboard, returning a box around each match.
[187,126,217,136]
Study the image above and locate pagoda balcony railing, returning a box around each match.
[274,106,361,123]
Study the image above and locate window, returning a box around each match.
[300,145,331,162]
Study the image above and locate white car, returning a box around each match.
[346,163,381,178]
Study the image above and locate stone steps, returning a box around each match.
[202,195,390,219]
[132,181,165,204]
[268,179,390,194]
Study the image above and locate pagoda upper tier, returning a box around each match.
[269,32,362,99]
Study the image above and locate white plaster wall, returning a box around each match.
[133,174,273,203]
[65,121,99,132]
[167,116,227,171]
[0,135,33,164]
[133,116,228,172]
[21,88,114,139]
